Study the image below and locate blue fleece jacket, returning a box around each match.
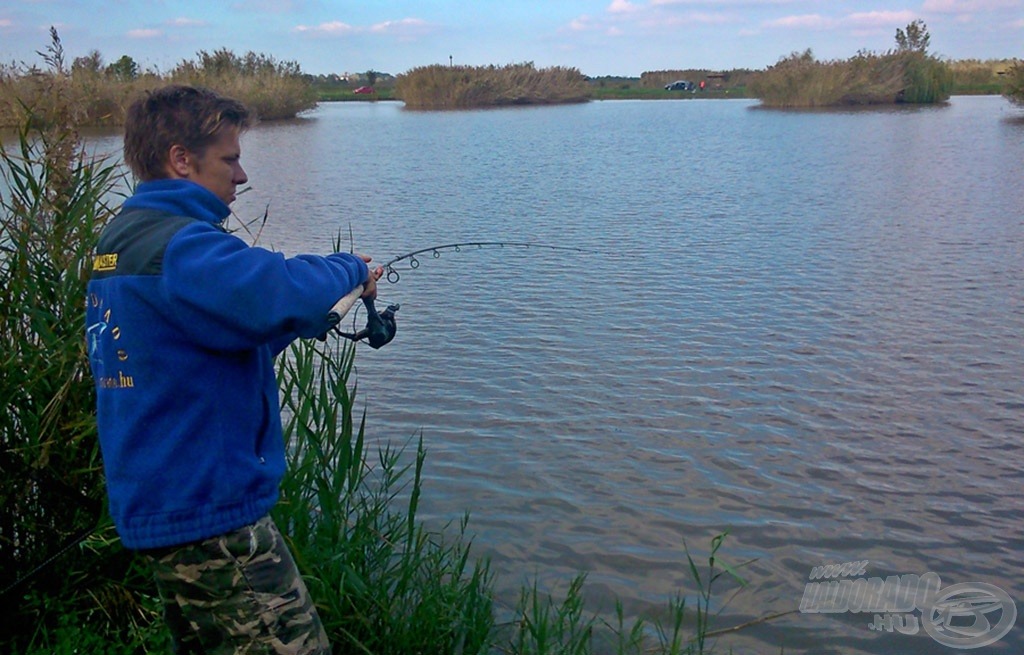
[86,179,369,550]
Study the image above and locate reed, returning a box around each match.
[395,62,590,110]
[273,336,496,655]
[0,47,148,650]
[166,48,318,121]
[1003,60,1024,107]
[749,48,953,108]
[0,29,317,128]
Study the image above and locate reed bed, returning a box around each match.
[749,48,953,108]
[395,62,591,110]
[0,30,316,128]
[1003,61,1024,106]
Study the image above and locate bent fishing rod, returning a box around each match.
[322,240,600,349]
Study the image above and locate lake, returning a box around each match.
[108,96,1024,653]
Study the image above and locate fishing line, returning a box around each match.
[328,240,606,348]
[379,241,600,284]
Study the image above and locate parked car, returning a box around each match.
[664,80,694,91]
[353,86,376,94]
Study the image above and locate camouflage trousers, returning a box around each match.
[142,514,330,655]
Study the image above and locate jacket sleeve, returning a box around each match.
[159,221,369,350]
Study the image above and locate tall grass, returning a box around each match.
[274,337,496,654]
[0,50,150,651]
[949,58,1019,95]
[396,62,590,110]
[749,48,953,108]
[0,29,317,128]
[167,48,318,120]
[1003,60,1024,107]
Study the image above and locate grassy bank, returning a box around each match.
[395,62,590,109]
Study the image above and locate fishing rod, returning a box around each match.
[379,241,597,284]
[324,240,600,348]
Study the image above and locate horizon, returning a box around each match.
[1,1,1022,79]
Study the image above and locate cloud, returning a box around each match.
[608,0,640,13]
[567,15,600,31]
[0,19,12,28]
[294,21,358,35]
[294,17,433,38]
[845,10,917,29]
[764,10,916,32]
[127,28,162,39]
[922,0,1021,11]
[167,17,207,28]
[764,14,836,29]
[369,18,432,36]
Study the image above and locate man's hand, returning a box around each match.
[356,253,384,300]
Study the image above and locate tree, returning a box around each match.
[105,55,139,81]
[366,69,379,87]
[895,20,931,53]
[72,50,103,75]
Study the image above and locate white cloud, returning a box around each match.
[922,0,1021,11]
[608,0,640,13]
[167,17,206,28]
[294,21,358,35]
[764,10,917,32]
[567,15,600,32]
[127,28,162,39]
[764,14,836,29]
[294,17,432,38]
[369,18,431,35]
[845,10,917,28]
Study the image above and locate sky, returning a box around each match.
[1,1,1022,78]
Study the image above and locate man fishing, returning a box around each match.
[86,84,379,654]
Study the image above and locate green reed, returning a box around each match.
[0,72,153,652]
[274,336,496,655]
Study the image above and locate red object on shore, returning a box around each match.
[354,86,375,94]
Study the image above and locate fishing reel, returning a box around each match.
[320,286,399,349]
